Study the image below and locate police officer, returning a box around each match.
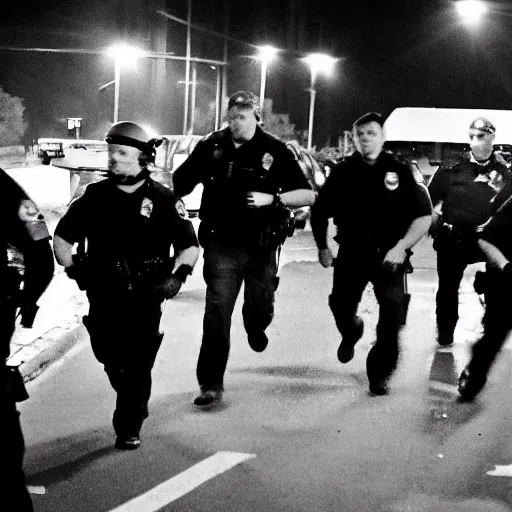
[458,195,512,400]
[311,112,432,396]
[172,91,315,407]
[1,168,54,511]
[428,117,512,346]
[53,121,199,449]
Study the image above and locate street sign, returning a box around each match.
[67,117,82,139]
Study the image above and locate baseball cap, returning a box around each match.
[228,91,259,110]
[469,117,496,134]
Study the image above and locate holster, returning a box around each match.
[259,207,296,250]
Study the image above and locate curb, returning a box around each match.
[19,321,88,383]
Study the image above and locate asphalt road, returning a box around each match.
[17,228,512,512]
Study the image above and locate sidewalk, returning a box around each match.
[6,204,89,381]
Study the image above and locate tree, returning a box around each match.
[0,87,27,146]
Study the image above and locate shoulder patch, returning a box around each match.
[18,199,42,223]
[18,199,50,240]
[175,198,189,219]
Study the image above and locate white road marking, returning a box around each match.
[486,464,512,477]
[109,451,256,512]
[27,485,46,495]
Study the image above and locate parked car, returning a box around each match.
[284,140,327,228]
[154,135,203,211]
[383,106,512,183]
[53,134,203,204]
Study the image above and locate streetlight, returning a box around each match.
[256,45,278,113]
[106,44,146,123]
[456,0,487,25]
[303,53,336,151]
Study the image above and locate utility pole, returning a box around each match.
[183,0,192,134]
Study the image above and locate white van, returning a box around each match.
[383,107,512,182]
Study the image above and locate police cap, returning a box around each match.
[469,117,496,134]
[353,112,384,129]
[105,121,162,156]
[227,91,261,120]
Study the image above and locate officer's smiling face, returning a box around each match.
[354,121,384,162]
[108,144,143,181]
[227,106,258,143]
[469,129,494,162]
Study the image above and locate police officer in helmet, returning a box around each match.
[173,91,315,407]
[53,121,199,449]
[1,169,54,510]
[428,116,512,346]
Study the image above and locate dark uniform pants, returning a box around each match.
[465,268,512,389]
[197,240,278,391]
[84,288,164,437]
[329,252,408,384]
[434,228,482,336]
[1,297,34,511]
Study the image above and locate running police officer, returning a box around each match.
[428,117,512,346]
[53,121,199,450]
[1,168,54,510]
[311,112,432,396]
[458,195,512,400]
[172,91,315,407]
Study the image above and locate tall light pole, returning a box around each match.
[256,45,278,113]
[106,44,146,123]
[455,0,487,25]
[303,53,336,151]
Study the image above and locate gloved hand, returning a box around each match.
[154,264,193,301]
[318,248,334,268]
[156,275,183,300]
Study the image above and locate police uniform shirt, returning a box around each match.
[172,126,311,238]
[55,178,198,265]
[428,153,512,228]
[313,151,432,253]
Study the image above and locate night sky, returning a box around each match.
[2,0,512,146]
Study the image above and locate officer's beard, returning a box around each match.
[108,168,150,185]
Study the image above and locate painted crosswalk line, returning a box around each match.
[109,451,256,512]
[486,464,512,477]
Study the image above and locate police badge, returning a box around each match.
[262,152,274,171]
[140,197,153,218]
[212,146,223,159]
[384,172,399,191]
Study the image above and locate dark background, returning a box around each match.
[2,0,512,147]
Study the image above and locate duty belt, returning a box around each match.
[441,222,478,234]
